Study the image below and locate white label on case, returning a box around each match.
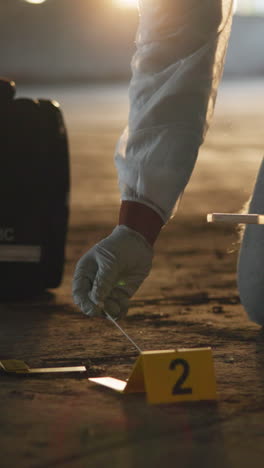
[0,228,15,242]
[0,245,41,263]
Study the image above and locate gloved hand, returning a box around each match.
[72,225,153,318]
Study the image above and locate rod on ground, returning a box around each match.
[104,311,142,353]
[207,213,264,225]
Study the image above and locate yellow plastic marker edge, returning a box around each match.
[89,348,217,404]
[0,360,30,373]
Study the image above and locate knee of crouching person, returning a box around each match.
[238,280,264,326]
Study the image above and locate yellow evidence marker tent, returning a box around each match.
[89,347,217,405]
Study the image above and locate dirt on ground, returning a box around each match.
[0,81,264,468]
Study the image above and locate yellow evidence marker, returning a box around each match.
[0,360,87,374]
[0,359,30,373]
[89,348,217,405]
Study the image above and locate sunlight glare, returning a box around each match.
[236,0,264,14]
[24,0,47,4]
[113,0,138,9]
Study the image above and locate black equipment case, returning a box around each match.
[0,79,70,297]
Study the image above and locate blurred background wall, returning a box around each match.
[0,0,263,83]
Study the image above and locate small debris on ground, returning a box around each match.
[212,306,224,314]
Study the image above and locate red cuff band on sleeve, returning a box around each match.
[119,201,164,246]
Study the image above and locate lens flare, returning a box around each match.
[24,0,47,4]
[113,0,138,9]
[236,0,264,14]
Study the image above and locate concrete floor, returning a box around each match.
[0,80,264,468]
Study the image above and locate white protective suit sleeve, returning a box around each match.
[115,0,234,223]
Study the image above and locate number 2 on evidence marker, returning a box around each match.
[170,358,192,395]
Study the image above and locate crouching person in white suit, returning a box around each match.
[73,0,234,319]
[238,158,264,325]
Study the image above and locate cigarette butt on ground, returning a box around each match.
[207,213,264,225]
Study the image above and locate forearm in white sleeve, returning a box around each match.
[115,0,234,223]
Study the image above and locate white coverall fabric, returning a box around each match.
[238,157,264,325]
[115,0,234,223]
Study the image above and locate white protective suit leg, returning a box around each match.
[115,0,234,223]
[238,158,264,325]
